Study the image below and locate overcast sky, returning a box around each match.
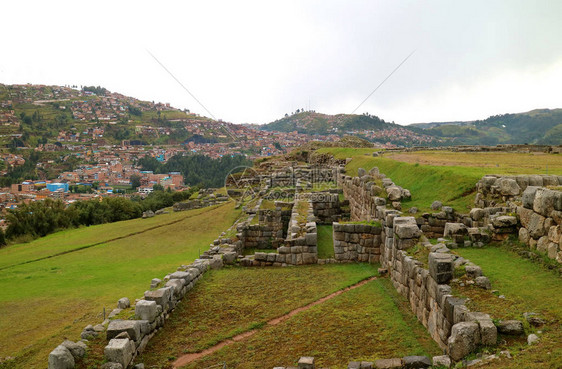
[2,0,561,125]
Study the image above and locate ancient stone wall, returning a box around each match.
[310,191,343,224]
[48,257,226,369]
[241,198,319,266]
[332,222,382,263]
[517,186,562,263]
[339,168,497,361]
[475,174,562,208]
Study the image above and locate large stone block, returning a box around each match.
[104,338,135,368]
[447,322,480,361]
[169,271,192,282]
[117,297,130,309]
[528,212,546,238]
[144,287,172,311]
[402,356,431,368]
[498,320,524,335]
[61,340,87,360]
[374,358,402,368]
[522,186,539,209]
[135,300,158,322]
[395,223,421,239]
[533,188,558,217]
[443,223,467,238]
[107,320,142,341]
[496,177,521,196]
[48,345,75,369]
[428,253,453,284]
[492,215,517,228]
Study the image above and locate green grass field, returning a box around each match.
[317,225,335,259]
[134,265,439,369]
[0,202,240,369]
[453,246,562,368]
[316,148,560,212]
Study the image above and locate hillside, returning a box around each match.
[0,83,236,148]
[261,111,440,146]
[411,108,562,145]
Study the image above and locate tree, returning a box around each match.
[130,175,141,189]
[0,228,6,247]
[153,184,164,191]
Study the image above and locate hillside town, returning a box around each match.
[0,83,443,217]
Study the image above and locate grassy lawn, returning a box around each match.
[317,225,335,259]
[152,270,440,369]
[0,202,240,369]
[316,148,558,212]
[0,208,204,270]
[453,245,562,368]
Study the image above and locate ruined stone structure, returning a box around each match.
[332,222,382,263]
[49,158,550,369]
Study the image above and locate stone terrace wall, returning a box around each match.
[241,208,292,249]
[332,222,382,263]
[517,186,562,263]
[378,214,497,360]
[475,174,562,208]
[310,191,343,224]
[339,167,497,361]
[243,198,318,266]
[48,257,225,369]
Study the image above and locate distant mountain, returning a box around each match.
[262,111,391,135]
[410,109,562,145]
[261,111,441,146]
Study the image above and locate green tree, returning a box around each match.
[130,175,141,189]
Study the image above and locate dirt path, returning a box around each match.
[172,276,377,368]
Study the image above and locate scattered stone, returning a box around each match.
[117,297,130,309]
[527,334,539,345]
[100,363,123,369]
[475,276,491,290]
[431,201,443,210]
[465,265,482,279]
[402,355,431,368]
[408,207,418,214]
[298,356,315,369]
[61,340,86,360]
[523,313,546,327]
[150,278,162,289]
[500,350,512,359]
[48,345,74,369]
[432,355,451,368]
[497,320,524,335]
[374,358,402,368]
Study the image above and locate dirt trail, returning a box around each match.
[172,276,377,368]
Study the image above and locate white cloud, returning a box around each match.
[1,0,561,125]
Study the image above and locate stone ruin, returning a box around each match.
[48,156,555,369]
